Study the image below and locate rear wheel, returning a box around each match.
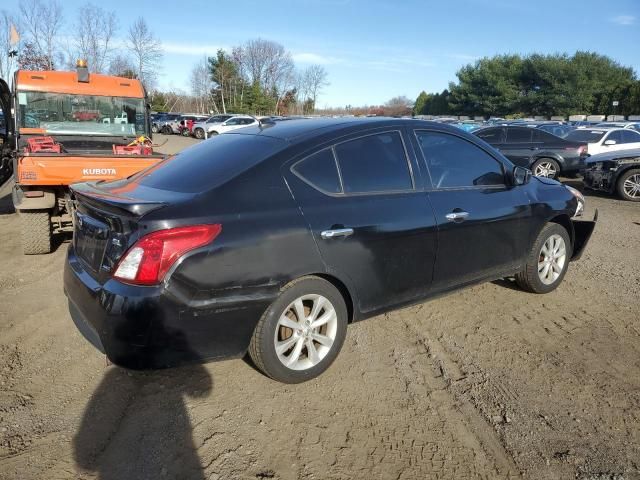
[20,211,52,255]
[208,130,219,137]
[516,223,571,294]
[249,276,348,383]
[194,128,205,139]
[532,158,560,179]
[161,126,172,135]
[616,168,640,202]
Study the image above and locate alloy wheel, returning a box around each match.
[622,173,640,199]
[534,161,557,178]
[538,234,567,285]
[273,294,337,371]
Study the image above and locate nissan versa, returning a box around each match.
[64,118,596,383]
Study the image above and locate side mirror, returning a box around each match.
[604,139,616,146]
[513,166,531,186]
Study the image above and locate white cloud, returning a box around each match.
[610,15,636,25]
[161,42,228,56]
[291,52,343,65]
[447,53,480,62]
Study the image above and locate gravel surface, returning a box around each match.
[0,135,638,479]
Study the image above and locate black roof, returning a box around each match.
[227,117,448,143]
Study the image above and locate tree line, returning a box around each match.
[0,1,330,115]
[414,52,640,118]
[185,40,328,116]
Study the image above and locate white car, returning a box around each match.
[206,116,259,136]
[594,122,640,133]
[192,114,235,139]
[564,128,640,156]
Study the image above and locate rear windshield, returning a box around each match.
[565,130,606,142]
[133,134,285,193]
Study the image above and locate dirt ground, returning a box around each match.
[0,134,638,480]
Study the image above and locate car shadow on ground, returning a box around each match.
[73,319,213,480]
[491,277,522,291]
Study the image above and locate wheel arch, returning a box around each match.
[310,273,356,324]
[548,213,575,250]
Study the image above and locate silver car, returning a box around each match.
[192,114,235,139]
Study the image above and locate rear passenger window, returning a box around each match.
[292,149,341,193]
[416,131,505,188]
[334,132,412,193]
[506,128,532,143]
[476,128,503,143]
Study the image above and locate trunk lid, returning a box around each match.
[71,180,194,279]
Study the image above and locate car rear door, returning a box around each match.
[412,129,532,291]
[501,127,535,167]
[285,129,438,315]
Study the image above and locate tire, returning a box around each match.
[208,130,219,137]
[249,276,348,383]
[531,158,560,179]
[161,126,172,135]
[616,168,640,202]
[151,124,158,134]
[20,211,52,255]
[194,128,205,139]
[181,129,190,137]
[516,223,572,294]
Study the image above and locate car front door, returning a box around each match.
[286,129,438,315]
[413,129,532,291]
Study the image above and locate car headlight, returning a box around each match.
[565,185,584,217]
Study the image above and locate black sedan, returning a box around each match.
[474,126,588,179]
[64,118,596,383]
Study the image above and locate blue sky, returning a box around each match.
[4,0,640,107]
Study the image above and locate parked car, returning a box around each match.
[474,126,588,178]
[564,127,640,156]
[192,114,235,139]
[583,148,640,201]
[169,115,208,135]
[206,115,259,135]
[155,113,181,134]
[593,122,640,133]
[536,124,575,138]
[64,118,596,383]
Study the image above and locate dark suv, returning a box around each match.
[64,118,596,383]
[474,126,588,179]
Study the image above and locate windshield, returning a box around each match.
[565,130,606,142]
[17,91,147,137]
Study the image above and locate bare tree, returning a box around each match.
[0,10,20,80]
[108,54,136,78]
[126,17,162,89]
[19,0,62,70]
[73,3,117,73]
[384,96,413,116]
[190,57,211,114]
[242,38,294,92]
[304,65,329,111]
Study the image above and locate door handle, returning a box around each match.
[445,211,469,222]
[321,228,354,239]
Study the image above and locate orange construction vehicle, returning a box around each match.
[3,61,164,254]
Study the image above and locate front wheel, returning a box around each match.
[616,168,640,202]
[20,211,52,255]
[516,223,572,294]
[249,277,348,383]
[194,128,205,139]
[532,158,560,179]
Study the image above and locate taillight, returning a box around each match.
[113,224,222,285]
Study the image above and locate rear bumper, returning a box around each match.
[64,246,272,369]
